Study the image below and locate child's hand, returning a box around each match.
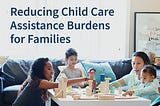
[84,79,97,89]
[122,90,134,96]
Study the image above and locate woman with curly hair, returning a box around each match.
[13,57,91,106]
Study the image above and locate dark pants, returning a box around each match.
[51,100,59,106]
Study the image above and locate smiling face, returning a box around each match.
[66,55,78,67]
[132,56,145,76]
[43,61,54,81]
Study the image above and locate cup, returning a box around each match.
[100,74,105,82]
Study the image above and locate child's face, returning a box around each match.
[43,61,54,80]
[132,56,145,76]
[140,72,154,84]
[66,55,78,66]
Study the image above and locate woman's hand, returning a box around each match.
[122,90,134,96]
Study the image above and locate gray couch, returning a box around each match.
[0,58,132,106]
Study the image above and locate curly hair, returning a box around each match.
[30,58,49,79]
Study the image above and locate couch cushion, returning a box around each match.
[2,85,21,104]
[81,61,116,84]
[2,58,65,87]
[3,59,33,88]
[108,58,132,79]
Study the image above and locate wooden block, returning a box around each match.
[86,87,92,96]
[98,94,115,100]
[55,88,63,98]
[73,94,80,100]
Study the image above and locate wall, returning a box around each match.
[0,0,129,60]
[129,0,160,57]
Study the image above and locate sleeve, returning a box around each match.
[134,79,159,96]
[122,73,131,85]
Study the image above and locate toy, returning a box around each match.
[87,68,96,92]
[85,68,96,96]
[73,94,80,100]
[98,94,115,100]
[86,80,93,96]
[105,78,111,94]
[54,73,68,98]
[99,78,111,94]
[109,81,122,95]
[88,68,96,80]
[86,86,92,96]
[100,74,105,82]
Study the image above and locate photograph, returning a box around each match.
[0,0,160,106]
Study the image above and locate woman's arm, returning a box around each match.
[117,78,126,86]
[110,78,126,88]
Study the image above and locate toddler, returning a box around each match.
[123,65,159,102]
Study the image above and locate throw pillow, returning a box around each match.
[81,61,116,84]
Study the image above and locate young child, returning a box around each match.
[123,65,159,102]
[57,48,84,88]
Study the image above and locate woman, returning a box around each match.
[123,65,159,102]
[12,58,91,106]
[110,51,150,91]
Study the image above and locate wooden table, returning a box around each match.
[46,89,151,106]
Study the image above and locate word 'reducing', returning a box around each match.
[10,7,114,19]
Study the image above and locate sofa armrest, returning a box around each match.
[0,77,3,106]
[0,77,3,92]
[0,92,2,106]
